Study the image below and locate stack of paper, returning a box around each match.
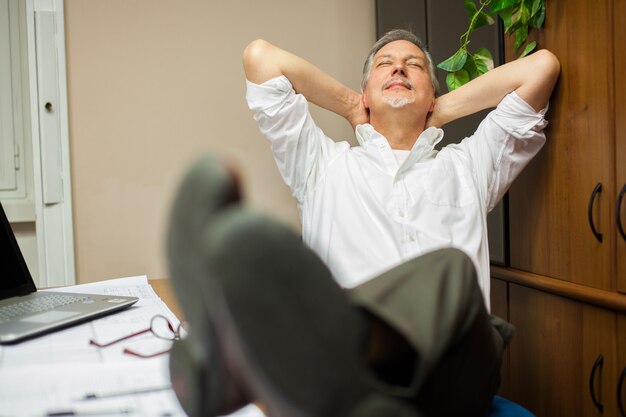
[0,276,264,417]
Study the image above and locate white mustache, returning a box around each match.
[383,77,413,90]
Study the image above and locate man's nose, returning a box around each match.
[392,63,406,76]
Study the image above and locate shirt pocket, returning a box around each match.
[421,167,475,207]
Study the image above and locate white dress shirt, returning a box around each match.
[246,76,548,309]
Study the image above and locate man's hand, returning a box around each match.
[425,101,443,129]
[346,95,370,130]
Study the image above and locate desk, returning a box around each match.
[149,278,182,320]
[0,275,193,416]
[149,279,266,417]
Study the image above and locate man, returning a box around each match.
[243,29,559,308]
[166,30,559,417]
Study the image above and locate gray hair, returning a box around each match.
[361,29,439,95]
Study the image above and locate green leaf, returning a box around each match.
[437,48,468,72]
[465,0,495,32]
[473,12,496,31]
[446,69,470,91]
[463,55,479,79]
[465,0,478,18]
[531,0,542,16]
[510,5,522,28]
[514,25,529,49]
[464,49,492,79]
[518,41,537,58]
[499,7,514,32]
[473,47,494,74]
[521,3,531,24]
[531,2,545,28]
[505,5,527,34]
[490,0,516,14]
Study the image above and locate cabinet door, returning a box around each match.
[584,304,618,417]
[617,316,626,416]
[616,0,626,292]
[508,285,617,417]
[508,0,615,291]
[490,278,510,397]
[490,278,508,320]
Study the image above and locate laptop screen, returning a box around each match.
[0,202,37,299]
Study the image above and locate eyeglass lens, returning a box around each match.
[89,315,182,350]
[150,315,179,340]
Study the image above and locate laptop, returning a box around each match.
[0,201,138,344]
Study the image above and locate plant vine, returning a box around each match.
[438,0,546,91]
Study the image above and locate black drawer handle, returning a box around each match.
[618,183,626,242]
[589,354,604,412]
[588,182,603,243]
[619,366,626,417]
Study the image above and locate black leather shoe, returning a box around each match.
[198,207,422,417]
[166,155,248,417]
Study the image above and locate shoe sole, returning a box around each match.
[167,155,244,416]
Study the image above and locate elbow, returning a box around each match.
[535,49,561,83]
[514,49,561,111]
[243,39,270,63]
[243,39,274,75]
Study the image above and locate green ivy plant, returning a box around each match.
[438,0,546,91]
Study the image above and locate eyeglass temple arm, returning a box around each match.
[89,327,153,348]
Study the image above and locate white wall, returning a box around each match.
[64,0,376,282]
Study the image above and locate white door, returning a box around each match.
[0,0,75,288]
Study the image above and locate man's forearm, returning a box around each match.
[430,49,560,127]
[243,40,364,126]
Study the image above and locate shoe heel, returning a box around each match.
[348,394,422,417]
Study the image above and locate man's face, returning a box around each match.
[363,40,435,115]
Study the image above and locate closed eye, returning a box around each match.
[407,61,424,68]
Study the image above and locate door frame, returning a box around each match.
[26,0,75,287]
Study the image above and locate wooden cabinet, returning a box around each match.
[507,0,620,292]
[618,316,626,416]
[490,278,511,396]
[505,285,618,417]
[615,0,626,293]
[496,0,626,411]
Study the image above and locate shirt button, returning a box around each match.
[398,210,405,218]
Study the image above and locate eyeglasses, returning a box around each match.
[89,315,186,358]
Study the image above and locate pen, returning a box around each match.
[45,408,133,416]
[78,385,171,401]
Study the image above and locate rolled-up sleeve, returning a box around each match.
[246,76,349,202]
[453,92,548,212]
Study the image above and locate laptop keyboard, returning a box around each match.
[0,294,90,322]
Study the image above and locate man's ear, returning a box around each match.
[428,97,436,113]
[362,91,370,110]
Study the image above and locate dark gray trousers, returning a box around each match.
[209,205,510,416]
[350,248,512,417]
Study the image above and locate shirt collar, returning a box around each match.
[355,124,444,170]
[404,127,444,166]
